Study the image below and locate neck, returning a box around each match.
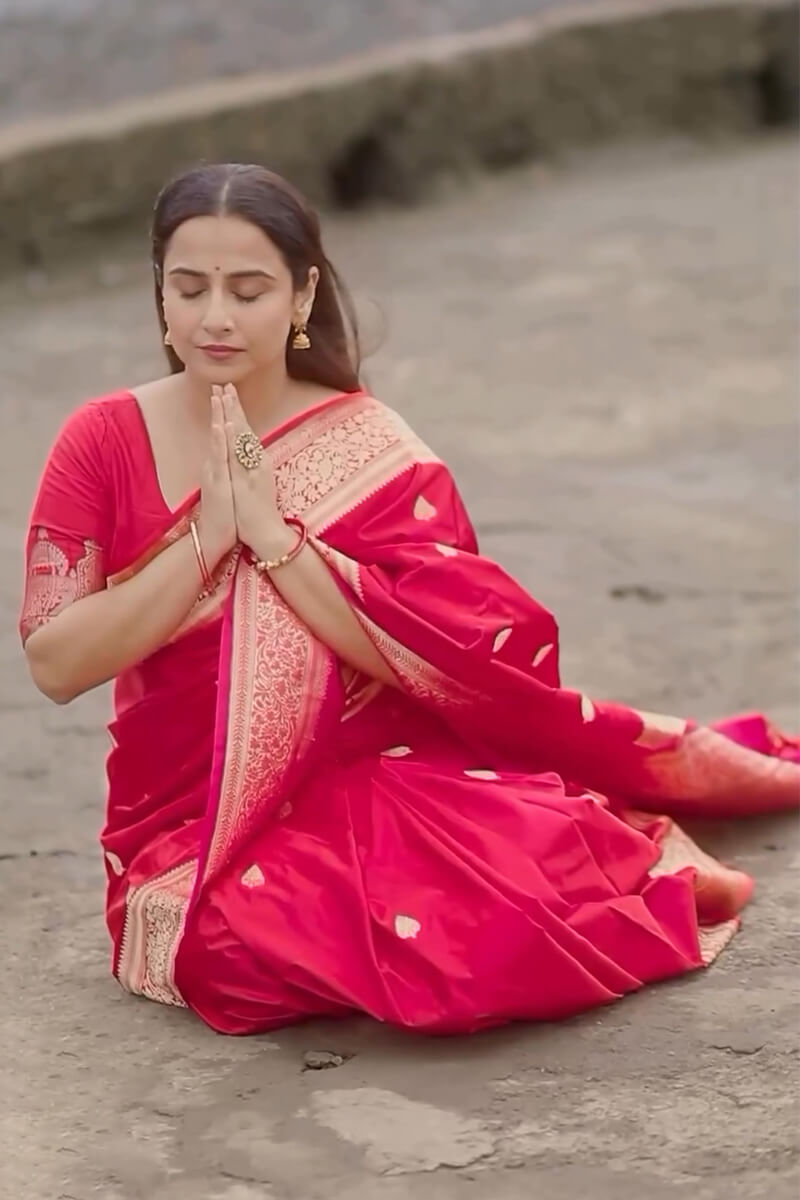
[181,360,294,434]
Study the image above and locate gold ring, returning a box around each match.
[234,431,263,470]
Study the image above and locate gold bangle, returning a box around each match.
[189,520,212,590]
[252,518,308,574]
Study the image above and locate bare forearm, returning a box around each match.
[25,533,207,702]
[251,520,396,686]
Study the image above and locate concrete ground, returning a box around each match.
[0,137,798,1199]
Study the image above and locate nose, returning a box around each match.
[200,285,234,338]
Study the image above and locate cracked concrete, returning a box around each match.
[0,137,798,1199]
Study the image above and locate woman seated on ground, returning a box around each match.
[20,163,799,1034]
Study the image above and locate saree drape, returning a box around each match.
[21,390,799,1035]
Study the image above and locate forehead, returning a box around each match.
[165,214,286,272]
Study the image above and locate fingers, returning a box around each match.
[208,387,230,471]
[220,383,248,430]
[221,395,237,458]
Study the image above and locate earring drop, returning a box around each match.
[291,322,311,351]
[164,329,172,346]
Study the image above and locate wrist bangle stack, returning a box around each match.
[252,517,308,574]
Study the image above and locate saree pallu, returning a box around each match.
[104,392,799,1034]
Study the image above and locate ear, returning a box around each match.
[294,266,320,323]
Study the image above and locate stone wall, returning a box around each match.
[0,0,796,269]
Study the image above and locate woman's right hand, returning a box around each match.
[196,389,237,569]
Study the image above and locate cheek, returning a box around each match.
[163,298,195,338]
[241,297,293,352]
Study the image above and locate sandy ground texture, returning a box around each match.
[0,0,724,127]
[0,137,798,1199]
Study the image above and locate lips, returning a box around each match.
[199,345,243,360]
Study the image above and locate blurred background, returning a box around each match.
[4,0,603,124]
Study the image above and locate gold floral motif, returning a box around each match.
[272,397,440,533]
[116,859,197,1007]
[20,528,104,641]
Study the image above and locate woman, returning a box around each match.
[20,163,799,1035]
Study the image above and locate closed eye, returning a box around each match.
[179,289,205,300]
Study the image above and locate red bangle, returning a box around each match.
[252,517,308,574]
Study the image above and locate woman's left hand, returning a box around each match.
[218,384,289,554]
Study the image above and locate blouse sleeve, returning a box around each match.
[20,402,112,644]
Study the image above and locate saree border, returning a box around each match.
[115,858,197,1006]
[353,610,479,708]
[273,396,440,534]
[199,559,339,889]
[648,823,738,965]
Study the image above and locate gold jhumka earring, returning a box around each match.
[291,322,311,351]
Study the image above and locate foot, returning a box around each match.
[693,866,754,924]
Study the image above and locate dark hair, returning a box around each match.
[151,163,361,393]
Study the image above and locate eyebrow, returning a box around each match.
[167,267,276,281]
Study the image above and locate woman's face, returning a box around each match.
[161,213,317,384]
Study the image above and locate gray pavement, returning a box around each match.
[0,138,798,1199]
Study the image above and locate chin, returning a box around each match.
[188,355,253,383]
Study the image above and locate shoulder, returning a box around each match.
[44,390,142,482]
[54,389,136,441]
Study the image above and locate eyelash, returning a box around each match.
[179,290,260,304]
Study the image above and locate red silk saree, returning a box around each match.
[21,389,799,1034]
